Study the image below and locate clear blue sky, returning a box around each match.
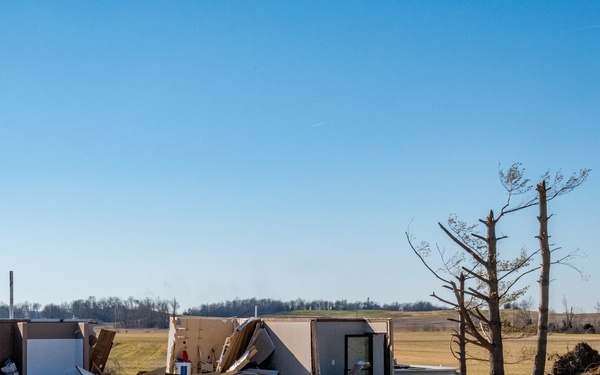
[1,2,599,313]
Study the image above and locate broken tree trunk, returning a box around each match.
[485,211,505,375]
[458,273,467,375]
[533,181,550,375]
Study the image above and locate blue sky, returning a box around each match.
[1,2,599,313]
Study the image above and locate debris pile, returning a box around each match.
[167,317,276,375]
[552,342,600,375]
[215,319,275,375]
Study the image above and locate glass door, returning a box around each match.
[345,335,371,375]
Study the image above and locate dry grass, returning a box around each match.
[102,328,168,375]
[395,330,600,375]
[101,311,600,375]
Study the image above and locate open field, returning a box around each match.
[395,330,600,375]
[102,311,600,375]
[103,328,168,375]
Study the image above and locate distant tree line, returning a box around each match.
[183,298,446,316]
[0,297,447,328]
[0,296,172,328]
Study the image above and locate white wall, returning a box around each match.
[27,339,83,375]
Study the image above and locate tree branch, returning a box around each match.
[498,249,540,282]
[405,231,452,285]
[431,292,459,309]
[439,223,487,266]
[462,267,488,284]
[464,288,488,301]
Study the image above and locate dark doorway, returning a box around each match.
[345,335,372,375]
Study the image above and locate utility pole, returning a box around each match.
[9,271,14,319]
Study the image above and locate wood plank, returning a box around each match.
[90,329,116,375]
[224,347,258,375]
[218,320,259,372]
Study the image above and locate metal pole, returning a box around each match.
[9,271,14,319]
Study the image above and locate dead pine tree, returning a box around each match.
[407,208,533,375]
[500,167,590,375]
[527,171,590,375]
[407,163,590,375]
[533,180,551,375]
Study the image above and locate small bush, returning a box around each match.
[422,324,440,332]
[503,322,537,337]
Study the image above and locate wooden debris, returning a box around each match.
[89,329,116,375]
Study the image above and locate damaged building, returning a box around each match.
[166,316,394,375]
[0,319,113,375]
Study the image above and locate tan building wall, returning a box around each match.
[166,316,237,374]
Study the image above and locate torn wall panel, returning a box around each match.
[166,317,237,374]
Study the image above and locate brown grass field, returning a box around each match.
[103,310,600,375]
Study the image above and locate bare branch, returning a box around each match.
[462,267,488,283]
[439,223,487,266]
[473,307,490,324]
[464,288,488,301]
[500,166,590,214]
[406,231,452,285]
[499,266,540,299]
[498,249,540,282]
[431,292,459,308]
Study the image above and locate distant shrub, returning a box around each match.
[422,324,441,332]
[503,322,537,336]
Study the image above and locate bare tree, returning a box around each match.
[408,163,589,375]
[169,297,180,317]
[560,295,577,332]
[532,179,552,374]
[407,212,533,375]
[531,169,589,375]
[31,303,41,319]
[514,297,534,325]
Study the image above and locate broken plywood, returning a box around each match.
[243,326,274,367]
[90,329,116,375]
[216,319,260,373]
[224,346,258,375]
